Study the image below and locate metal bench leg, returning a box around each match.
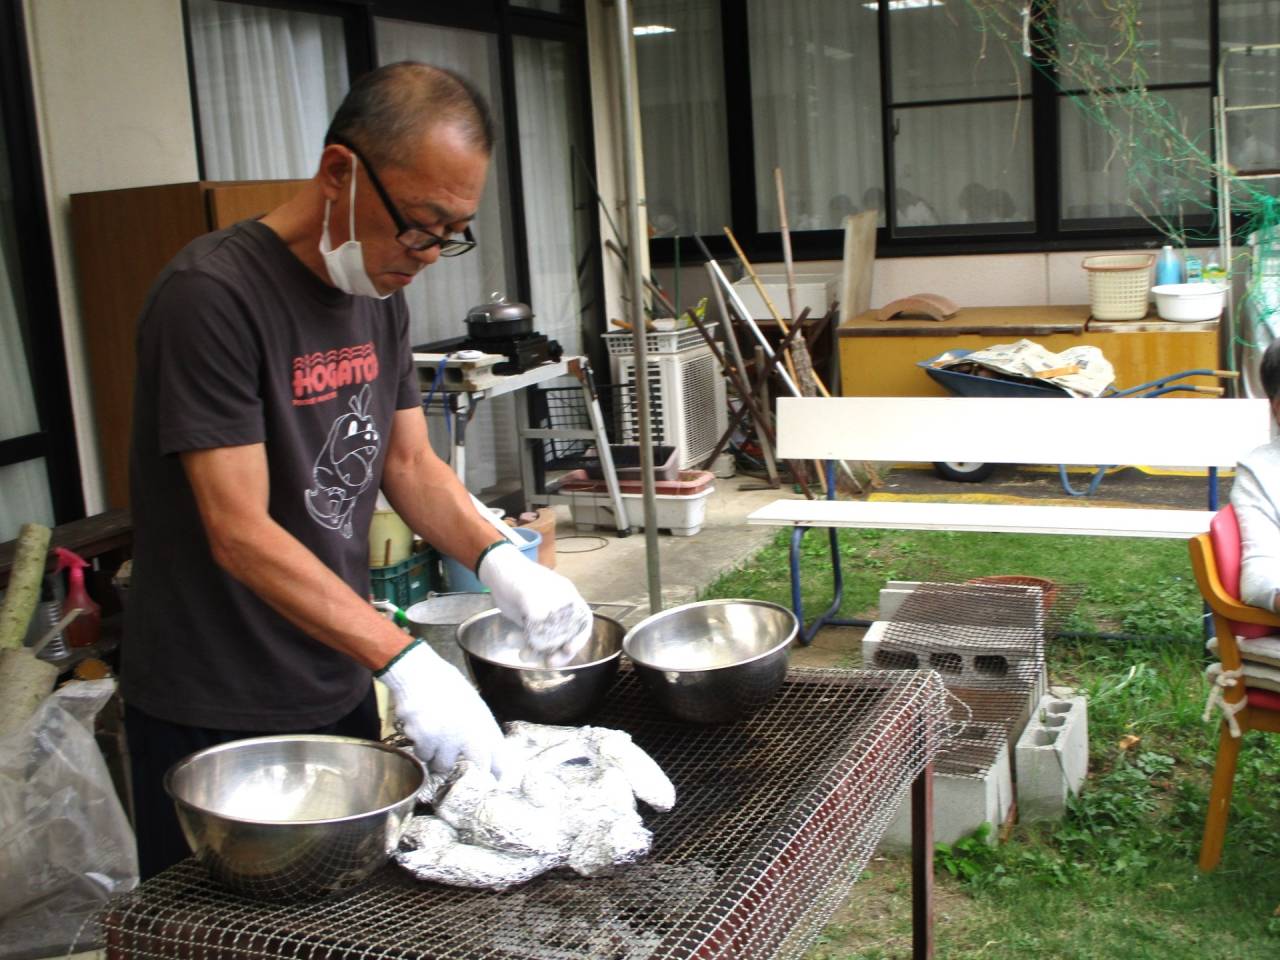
[790,523,861,646]
[912,761,935,959]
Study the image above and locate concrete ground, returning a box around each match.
[548,475,785,627]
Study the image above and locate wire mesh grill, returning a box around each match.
[92,668,948,960]
[870,580,1081,779]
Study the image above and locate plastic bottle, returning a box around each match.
[1155,245,1183,286]
[30,574,70,662]
[1185,256,1203,283]
[55,547,102,649]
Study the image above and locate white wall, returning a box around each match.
[655,246,1223,318]
[23,0,198,514]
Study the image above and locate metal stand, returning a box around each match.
[518,359,632,536]
[1215,43,1280,388]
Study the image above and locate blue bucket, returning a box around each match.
[442,526,542,593]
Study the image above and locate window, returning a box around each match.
[639,0,1239,262]
[188,0,351,180]
[0,0,80,539]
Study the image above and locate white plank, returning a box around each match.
[775,396,1270,468]
[747,498,1214,539]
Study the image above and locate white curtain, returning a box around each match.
[747,0,885,231]
[375,19,517,495]
[188,0,349,180]
[0,98,52,539]
[634,0,732,237]
[513,36,586,358]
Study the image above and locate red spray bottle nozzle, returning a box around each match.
[54,547,101,648]
[54,547,89,572]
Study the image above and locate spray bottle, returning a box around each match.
[55,547,101,648]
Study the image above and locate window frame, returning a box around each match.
[0,0,83,523]
[652,0,1224,267]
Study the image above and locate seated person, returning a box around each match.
[1232,337,1280,612]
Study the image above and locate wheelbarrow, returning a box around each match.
[916,349,1238,495]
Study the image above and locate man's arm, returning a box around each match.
[378,406,504,570]
[181,443,411,670]
[380,406,593,666]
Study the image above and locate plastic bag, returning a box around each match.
[0,679,137,958]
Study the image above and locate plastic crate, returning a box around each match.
[584,444,680,482]
[369,548,436,609]
[530,384,625,470]
[552,468,715,497]
[603,322,717,356]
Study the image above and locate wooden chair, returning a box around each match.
[1188,504,1280,871]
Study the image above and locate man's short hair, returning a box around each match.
[1261,338,1280,402]
[325,62,494,168]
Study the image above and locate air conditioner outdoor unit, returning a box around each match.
[614,347,728,470]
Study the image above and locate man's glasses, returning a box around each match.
[331,137,477,257]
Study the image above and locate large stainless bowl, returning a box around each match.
[456,610,624,723]
[623,599,797,723]
[165,735,424,901]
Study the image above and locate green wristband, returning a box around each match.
[473,539,513,577]
[375,638,422,678]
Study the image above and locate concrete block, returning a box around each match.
[862,620,1047,701]
[878,738,1013,852]
[1015,694,1089,822]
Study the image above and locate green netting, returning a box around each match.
[962,0,1280,370]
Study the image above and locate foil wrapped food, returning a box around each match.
[395,722,675,891]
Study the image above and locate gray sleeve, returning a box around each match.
[1231,451,1280,610]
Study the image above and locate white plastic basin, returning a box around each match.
[1150,283,1226,322]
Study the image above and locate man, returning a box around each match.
[121,62,592,878]
[1234,337,1280,612]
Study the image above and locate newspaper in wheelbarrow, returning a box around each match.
[929,339,1115,397]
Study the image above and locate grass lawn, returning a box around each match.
[700,527,1280,958]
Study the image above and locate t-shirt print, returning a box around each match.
[304,383,382,538]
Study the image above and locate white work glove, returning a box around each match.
[378,640,507,778]
[476,541,593,667]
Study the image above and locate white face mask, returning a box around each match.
[319,155,392,299]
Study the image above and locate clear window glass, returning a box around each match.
[1221,1,1280,178]
[0,460,54,543]
[513,36,591,357]
[748,0,885,231]
[890,1,1029,102]
[1059,88,1212,225]
[188,0,349,180]
[891,100,1034,232]
[635,0,732,237]
[1058,0,1210,91]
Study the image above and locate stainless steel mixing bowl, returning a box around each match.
[456,610,624,723]
[165,735,424,901]
[623,599,797,723]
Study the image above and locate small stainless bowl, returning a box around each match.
[165,735,423,901]
[456,610,624,723]
[623,599,797,723]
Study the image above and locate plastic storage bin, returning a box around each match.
[441,526,542,593]
[603,322,716,356]
[565,483,715,536]
[369,548,437,608]
[584,444,679,482]
[553,469,715,497]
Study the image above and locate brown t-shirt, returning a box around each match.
[121,219,420,730]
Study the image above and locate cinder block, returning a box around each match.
[861,620,1047,701]
[878,739,1013,852]
[1015,694,1089,822]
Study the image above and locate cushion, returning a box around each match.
[1247,686,1280,712]
[1209,505,1274,640]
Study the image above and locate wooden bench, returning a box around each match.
[748,396,1273,641]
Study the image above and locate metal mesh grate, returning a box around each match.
[92,669,948,960]
[872,581,1081,779]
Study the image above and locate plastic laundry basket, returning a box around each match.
[1083,254,1155,321]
